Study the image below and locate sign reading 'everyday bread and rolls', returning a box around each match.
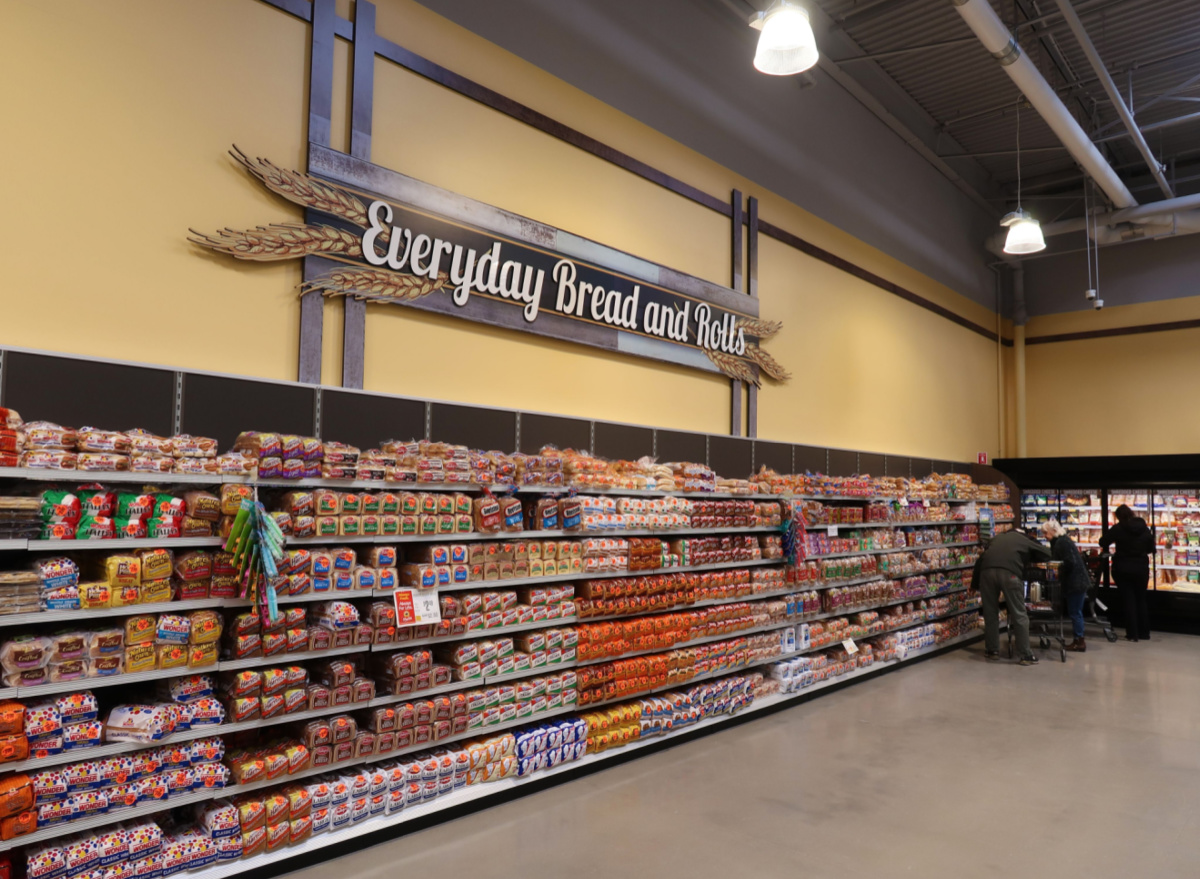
[191,145,788,384]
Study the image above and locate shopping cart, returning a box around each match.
[1082,550,1120,643]
[1008,561,1068,662]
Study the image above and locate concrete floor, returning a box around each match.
[289,632,1200,879]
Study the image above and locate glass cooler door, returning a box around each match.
[1021,488,1062,534]
[1151,488,1200,592]
[1058,489,1104,549]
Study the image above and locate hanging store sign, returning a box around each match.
[190,145,788,384]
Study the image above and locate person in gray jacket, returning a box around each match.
[971,529,1052,665]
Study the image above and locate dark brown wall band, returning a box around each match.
[1025,317,1200,345]
[253,0,1005,346]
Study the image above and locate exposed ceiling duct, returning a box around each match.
[950,0,1137,210]
[950,0,1200,255]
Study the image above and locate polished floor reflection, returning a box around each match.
[287,632,1200,879]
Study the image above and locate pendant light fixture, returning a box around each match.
[749,1,819,76]
[1001,102,1047,255]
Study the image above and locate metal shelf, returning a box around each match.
[0,608,983,853]
[378,616,580,651]
[287,524,779,546]
[810,540,978,561]
[0,467,251,486]
[16,664,221,699]
[798,495,978,503]
[805,519,975,530]
[217,643,369,671]
[138,625,986,879]
[0,540,28,551]
[27,536,224,551]
[0,468,786,500]
[402,557,783,595]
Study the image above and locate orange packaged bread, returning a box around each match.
[0,702,23,736]
[0,775,32,819]
[0,809,35,840]
[0,736,27,764]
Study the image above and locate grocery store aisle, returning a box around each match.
[290,634,1200,879]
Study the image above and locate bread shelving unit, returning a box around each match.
[0,461,991,870]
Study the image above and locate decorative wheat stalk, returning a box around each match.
[744,344,791,381]
[735,317,783,340]
[705,349,760,386]
[301,268,451,303]
[188,223,363,261]
[231,146,370,227]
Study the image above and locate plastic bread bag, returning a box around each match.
[1,635,50,673]
[155,644,188,670]
[54,690,98,724]
[124,429,173,456]
[23,422,78,450]
[158,674,214,704]
[37,557,80,590]
[313,601,359,630]
[169,434,217,458]
[105,705,176,743]
[41,585,80,611]
[47,631,89,664]
[62,719,104,750]
[84,624,125,658]
[76,429,132,454]
[186,611,221,645]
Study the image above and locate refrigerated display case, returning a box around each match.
[1152,489,1200,593]
[999,453,1200,632]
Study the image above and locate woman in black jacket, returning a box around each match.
[1042,520,1091,651]
[1099,504,1155,641]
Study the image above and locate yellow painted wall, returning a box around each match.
[0,0,1007,463]
[1025,297,1200,457]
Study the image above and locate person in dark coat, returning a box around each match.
[971,529,1051,664]
[1042,519,1091,651]
[1099,504,1155,642]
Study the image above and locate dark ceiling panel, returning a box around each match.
[828,449,859,477]
[431,403,515,452]
[708,435,753,480]
[519,413,591,455]
[321,390,425,450]
[3,351,174,437]
[859,452,886,478]
[181,374,316,452]
[655,430,707,466]
[793,445,827,474]
[753,440,792,475]
[592,422,653,461]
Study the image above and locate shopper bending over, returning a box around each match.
[1041,520,1091,652]
[1099,504,1155,642]
[971,529,1051,665]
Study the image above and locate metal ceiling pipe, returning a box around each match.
[950,0,1137,209]
[1053,0,1174,198]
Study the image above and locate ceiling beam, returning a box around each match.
[1054,0,1173,197]
[1094,109,1200,142]
[831,36,978,64]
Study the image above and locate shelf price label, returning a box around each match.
[827,526,838,537]
[842,638,858,654]
[394,587,442,626]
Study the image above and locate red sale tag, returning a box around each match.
[393,589,417,626]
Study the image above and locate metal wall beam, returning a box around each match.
[298,0,337,385]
